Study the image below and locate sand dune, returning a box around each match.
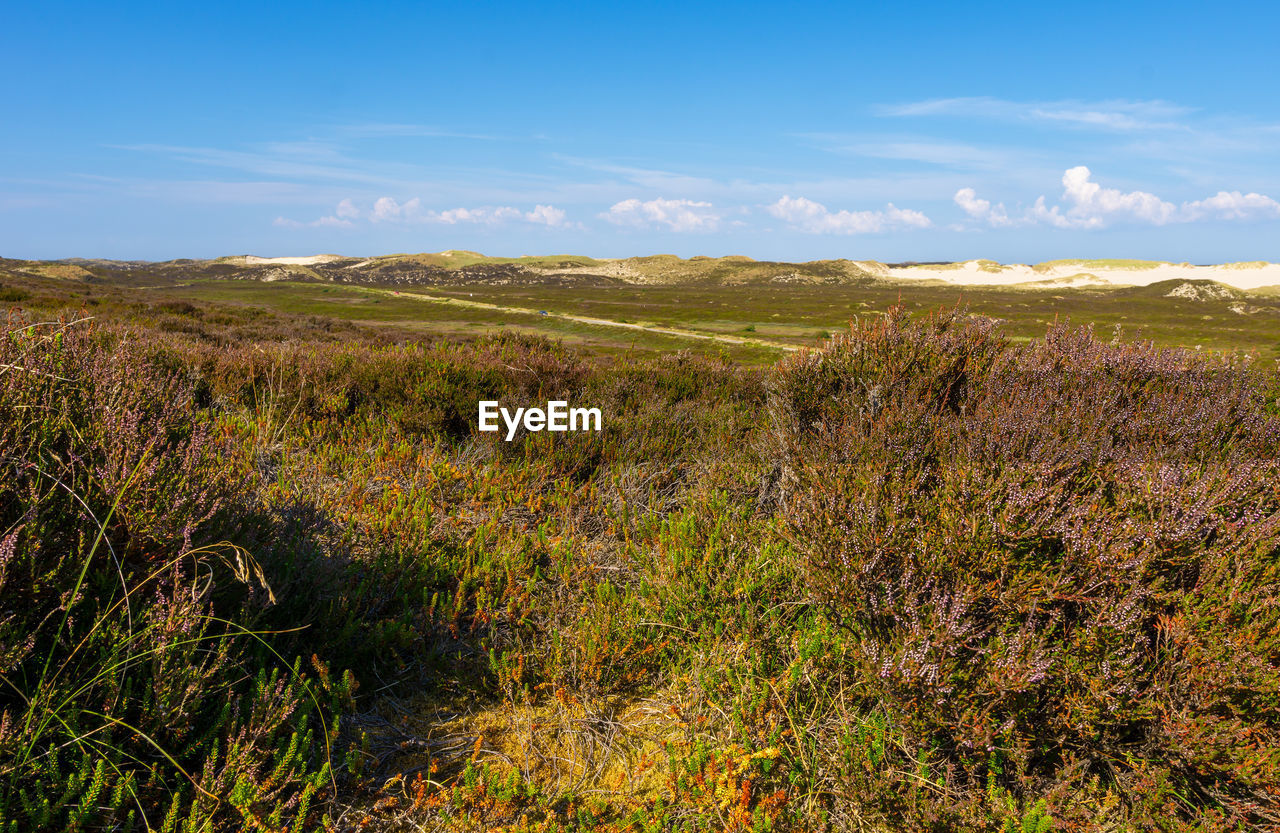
[883,260,1280,290]
[239,254,347,266]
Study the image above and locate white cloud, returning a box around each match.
[602,198,720,232]
[766,196,931,234]
[1055,165,1178,227]
[525,204,567,226]
[958,166,1280,230]
[953,187,1012,227]
[428,204,568,226]
[279,198,572,228]
[1182,190,1280,221]
[372,196,422,221]
[1027,196,1075,229]
[432,206,505,224]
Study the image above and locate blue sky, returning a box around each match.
[4,0,1280,262]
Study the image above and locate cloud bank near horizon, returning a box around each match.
[272,165,1280,240]
[955,167,1280,230]
[276,198,571,229]
[12,89,1280,261]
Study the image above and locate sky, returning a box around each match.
[4,0,1280,263]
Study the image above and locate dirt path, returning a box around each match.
[368,287,800,352]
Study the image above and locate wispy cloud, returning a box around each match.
[273,214,353,229]
[879,97,1194,131]
[117,143,411,187]
[556,156,725,196]
[796,135,1016,171]
[1029,107,1183,131]
[766,196,931,234]
[332,123,506,141]
[115,137,559,200]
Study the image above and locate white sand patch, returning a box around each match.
[535,259,646,281]
[241,254,345,266]
[850,261,891,277]
[886,260,1280,290]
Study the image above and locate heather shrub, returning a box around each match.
[164,331,592,442]
[565,350,766,476]
[14,290,1280,832]
[771,308,1280,826]
[0,317,336,831]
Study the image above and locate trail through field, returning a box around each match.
[366,287,800,351]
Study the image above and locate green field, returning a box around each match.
[421,280,1280,353]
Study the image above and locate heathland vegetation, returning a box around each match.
[2,261,1280,831]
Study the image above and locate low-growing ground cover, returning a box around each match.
[1,292,1279,832]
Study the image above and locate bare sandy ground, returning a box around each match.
[880,260,1280,290]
